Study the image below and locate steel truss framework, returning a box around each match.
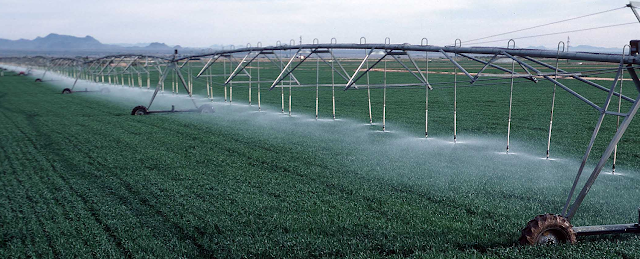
[2,38,640,241]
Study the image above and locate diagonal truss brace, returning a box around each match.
[523,56,635,103]
[457,53,539,83]
[502,52,601,110]
[503,52,636,221]
[269,48,303,90]
[440,50,474,81]
[224,51,261,85]
[314,50,358,88]
[196,55,221,78]
[564,65,640,221]
[345,50,430,90]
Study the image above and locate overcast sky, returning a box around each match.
[1,0,639,48]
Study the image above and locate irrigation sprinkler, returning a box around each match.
[229,61,233,103]
[613,45,631,173]
[454,39,461,142]
[6,34,640,246]
[332,38,337,119]
[422,38,430,137]
[224,57,228,101]
[506,39,516,153]
[361,37,373,125]
[546,41,566,159]
[315,39,320,119]
[383,56,387,131]
[248,43,253,106]
[258,42,262,110]
[289,39,297,116]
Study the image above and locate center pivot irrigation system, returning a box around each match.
[4,2,640,247]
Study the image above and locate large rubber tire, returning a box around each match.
[519,214,576,245]
[131,105,149,116]
[62,88,72,94]
[100,88,110,93]
[198,104,215,114]
[35,78,42,82]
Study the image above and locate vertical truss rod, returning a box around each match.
[332,48,336,119]
[309,54,320,121]
[506,54,515,153]
[425,49,429,137]
[613,66,625,173]
[547,42,564,159]
[383,59,387,131]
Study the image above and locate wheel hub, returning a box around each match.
[537,229,562,245]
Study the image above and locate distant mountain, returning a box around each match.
[0,33,196,55]
[145,42,171,49]
[0,33,107,50]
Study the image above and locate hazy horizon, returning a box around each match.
[1,0,640,49]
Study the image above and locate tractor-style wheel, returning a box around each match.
[199,104,215,114]
[35,78,42,82]
[62,88,72,94]
[519,214,576,245]
[100,88,110,93]
[131,105,149,116]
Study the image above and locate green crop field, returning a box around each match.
[2,58,640,258]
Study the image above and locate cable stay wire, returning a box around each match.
[463,6,628,44]
[466,22,638,46]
